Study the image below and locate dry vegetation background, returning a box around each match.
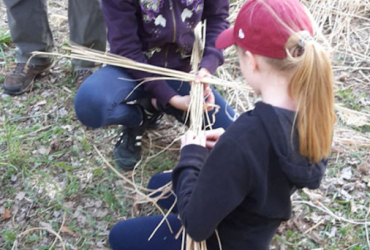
[0,0,370,249]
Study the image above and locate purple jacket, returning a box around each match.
[101,0,230,106]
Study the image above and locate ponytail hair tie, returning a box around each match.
[298,32,314,48]
[285,30,314,57]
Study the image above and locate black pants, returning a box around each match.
[109,172,183,250]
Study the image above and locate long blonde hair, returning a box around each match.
[265,31,337,163]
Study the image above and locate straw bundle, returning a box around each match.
[188,22,206,135]
[182,22,211,250]
[30,47,250,94]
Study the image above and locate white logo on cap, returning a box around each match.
[238,29,245,39]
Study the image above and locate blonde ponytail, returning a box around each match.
[287,32,336,163]
[263,31,336,163]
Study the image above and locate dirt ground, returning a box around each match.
[1,0,370,250]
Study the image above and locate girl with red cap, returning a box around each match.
[108,0,336,249]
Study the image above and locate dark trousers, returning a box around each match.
[74,65,236,129]
[109,172,182,250]
[3,0,106,69]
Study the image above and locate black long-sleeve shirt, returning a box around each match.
[172,102,327,250]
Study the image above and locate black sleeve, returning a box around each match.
[172,138,253,242]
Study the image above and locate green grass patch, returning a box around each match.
[0,28,11,46]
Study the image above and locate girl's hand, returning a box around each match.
[181,131,206,149]
[205,128,225,149]
[169,95,191,111]
[195,68,215,111]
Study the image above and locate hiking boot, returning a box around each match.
[3,62,52,95]
[114,105,163,170]
[74,70,93,89]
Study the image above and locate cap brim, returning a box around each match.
[216,27,235,50]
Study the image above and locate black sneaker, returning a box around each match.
[114,105,162,170]
[136,98,163,129]
[145,109,163,129]
[114,125,145,171]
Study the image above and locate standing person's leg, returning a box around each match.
[3,0,54,95]
[164,80,236,129]
[109,214,182,250]
[68,0,107,88]
[3,0,54,65]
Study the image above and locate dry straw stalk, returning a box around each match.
[30,46,250,94]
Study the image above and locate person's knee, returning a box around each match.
[148,172,172,190]
[74,82,105,128]
[109,222,127,250]
[109,220,139,250]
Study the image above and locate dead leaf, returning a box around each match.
[35,100,47,107]
[60,226,77,237]
[61,125,73,132]
[350,199,358,213]
[63,201,76,209]
[358,157,370,174]
[50,14,68,26]
[11,175,18,183]
[303,189,324,201]
[293,218,324,243]
[37,146,50,155]
[341,167,352,180]
[0,208,11,220]
[39,221,53,229]
[49,140,60,153]
[328,227,338,237]
[15,192,26,201]
[95,200,103,208]
[58,108,68,117]
[337,73,350,82]
[93,209,108,218]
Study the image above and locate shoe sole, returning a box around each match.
[3,78,35,96]
[3,64,53,96]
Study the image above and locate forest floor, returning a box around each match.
[1,0,370,249]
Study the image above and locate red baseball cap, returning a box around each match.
[216,0,313,59]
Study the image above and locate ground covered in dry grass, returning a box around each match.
[1,0,370,250]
